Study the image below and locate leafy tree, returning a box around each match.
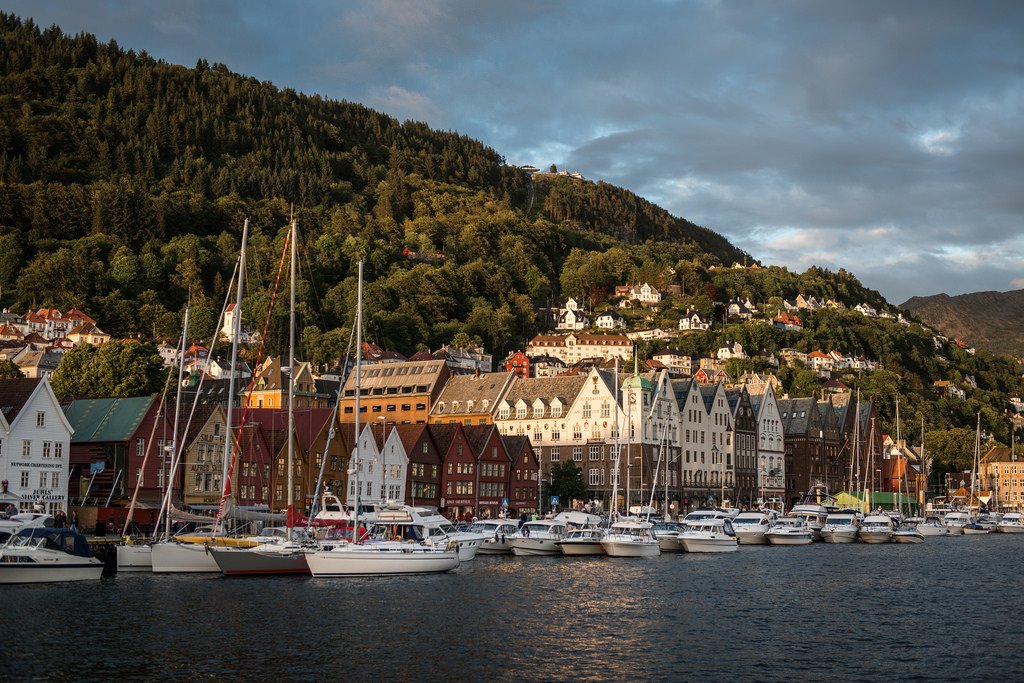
[548,460,587,507]
[50,340,167,400]
[0,359,23,378]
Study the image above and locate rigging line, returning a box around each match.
[296,232,330,335]
[154,259,239,535]
[216,229,291,527]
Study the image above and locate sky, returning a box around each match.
[6,1,1024,303]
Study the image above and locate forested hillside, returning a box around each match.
[902,290,1024,358]
[0,14,1021,472]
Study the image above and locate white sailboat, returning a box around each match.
[304,261,458,577]
[892,399,924,544]
[211,219,310,575]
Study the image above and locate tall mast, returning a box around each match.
[220,218,248,532]
[286,220,296,530]
[165,299,190,540]
[611,357,620,520]
[351,259,364,542]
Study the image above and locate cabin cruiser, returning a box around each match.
[764,516,814,545]
[943,511,971,535]
[915,516,947,536]
[650,521,686,551]
[892,522,925,544]
[996,512,1024,533]
[678,517,738,553]
[820,510,861,544]
[974,513,1000,532]
[0,511,55,543]
[730,511,775,545]
[0,526,104,583]
[600,520,661,557]
[859,514,895,543]
[508,520,569,556]
[790,484,838,541]
[558,528,607,556]
[467,518,522,554]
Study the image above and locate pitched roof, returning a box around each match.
[500,373,588,405]
[427,423,461,455]
[462,424,498,456]
[64,396,156,443]
[433,373,512,414]
[393,423,440,464]
[777,397,817,437]
[0,377,42,424]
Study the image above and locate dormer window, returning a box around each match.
[499,407,510,419]
[551,404,562,418]
[533,406,544,418]
[516,405,527,419]
[437,402,445,414]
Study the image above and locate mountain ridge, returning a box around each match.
[901,289,1024,358]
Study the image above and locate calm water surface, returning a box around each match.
[6,535,1023,682]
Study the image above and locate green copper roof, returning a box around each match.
[622,374,653,390]
[64,396,155,443]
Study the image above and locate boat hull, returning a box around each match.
[917,525,948,537]
[558,541,606,556]
[996,524,1024,534]
[821,529,858,544]
[151,541,220,573]
[962,526,990,535]
[116,544,153,572]
[859,532,893,544]
[765,533,813,546]
[734,530,769,545]
[0,562,103,584]
[477,540,512,554]
[306,546,459,576]
[892,531,924,544]
[656,536,685,551]
[600,540,661,557]
[679,537,738,553]
[509,537,562,556]
[209,546,310,575]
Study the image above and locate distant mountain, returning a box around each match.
[901,289,1024,357]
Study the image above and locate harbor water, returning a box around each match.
[6,534,1023,681]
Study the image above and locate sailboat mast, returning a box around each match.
[220,218,249,532]
[286,220,296,527]
[351,259,364,542]
[165,300,190,540]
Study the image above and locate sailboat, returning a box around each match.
[962,413,990,535]
[892,400,924,543]
[304,260,459,577]
[210,219,311,575]
[152,219,262,573]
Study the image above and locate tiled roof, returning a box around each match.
[463,424,498,456]
[427,423,461,455]
[433,373,512,414]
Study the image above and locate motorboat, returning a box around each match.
[558,528,607,556]
[467,519,522,554]
[305,540,460,576]
[0,526,104,583]
[680,509,731,525]
[730,511,775,545]
[943,512,972,535]
[790,483,838,541]
[650,521,686,551]
[508,520,569,556]
[996,512,1024,533]
[820,511,860,544]
[600,520,661,557]
[892,522,925,544]
[764,516,814,545]
[0,511,55,543]
[975,513,1000,532]
[677,518,738,553]
[962,521,990,535]
[407,507,485,561]
[917,516,948,537]
[859,514,895,544]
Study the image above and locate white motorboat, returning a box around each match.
[943,511,971,535]
[765,516,814,545]
[790,483,838,541]
[305,540,459,576]
[962,522,990,535]
[407,507,485,561]
[678,518,738,553]
[650,521,686,551]
[600,520,661,557]
[508,520,569,556]
[820,511,860,544]
[975,513,1000,532]
[0,512,55,542]
[917,516,948,537]
[996,512,1024,533]
[558,528,607,556]
[730,511,775,545]
[467,519,522,554]
[892,523,925,544]
[859,514,895,544]
[0,526,104,583]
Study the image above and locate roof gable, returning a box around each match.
[64,396,157,443]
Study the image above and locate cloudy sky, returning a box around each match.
[8,1,1024,303]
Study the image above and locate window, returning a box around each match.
[573,447,583,462]
[22,440,30,458]
[573,427,582,440]
[135,468,143,486]
[516,405,527,419]
[589,446,601,461]
[589,469,600,486]
[551,427,560,440]
[42,441,52,458]
[533,405,544,418]
[534,429,542,442]
[39,471,47,488]
[21,471,30,487]
[582,403,591,418]
[36,411,45,427]
[136,437,145,456]
[499,407,510,419]
[550,448,560,462]
[551,404,562,418]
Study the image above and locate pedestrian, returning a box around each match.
[69,510,79,530]
[54,508,67,528]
